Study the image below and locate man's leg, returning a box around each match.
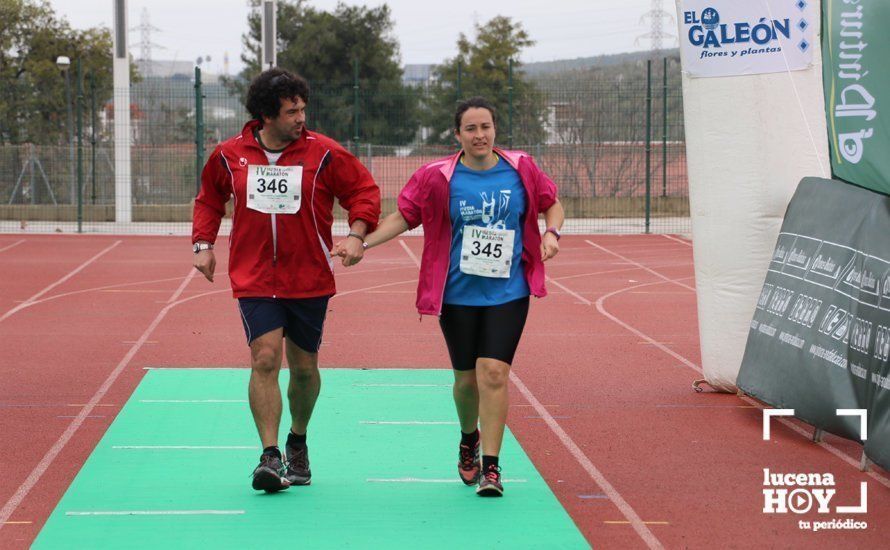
[248,328,285,448]
[476,357,510,457]
[285,340,321,435]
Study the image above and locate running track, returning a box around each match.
[0,234,887,548]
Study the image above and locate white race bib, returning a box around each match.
[460,226,515,278]
[246,165,302,214]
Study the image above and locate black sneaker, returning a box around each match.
[252,453,290,493]
[284,443,312,486]
[476,464,503,497]
[458,439,481,485]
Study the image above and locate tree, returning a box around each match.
[227,0,420,146]
[0,0,121,145]
[425,16,545,146]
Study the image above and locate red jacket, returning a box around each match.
[397,148,558,316]
[192,120,380,298]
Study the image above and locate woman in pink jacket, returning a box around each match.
[336,97,564,497]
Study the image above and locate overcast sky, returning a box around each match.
[50,0,674,75]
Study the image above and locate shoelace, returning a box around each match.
[483,465,501,482]
[287,447,308,470]
[458,444,478,468]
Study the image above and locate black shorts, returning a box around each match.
[438,296,530,371]
[237,296,330,352]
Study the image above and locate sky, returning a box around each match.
[50,0,676,75]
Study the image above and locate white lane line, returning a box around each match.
[0,267,197,531]
[661,234,692,247]
[360,421,457,425]
[547,276,592,305]
[353,384,450,388]
[139,399,247,403]
[398,239,421,268]
[367,478,527,483]
[112,446,257,450]
[585,239,695,292]
[66,510,245,516]
[597,279,702,374]
[0,239,25,253]
[510,372,664,550]
[0,240,121,323]
[582,241,890,489]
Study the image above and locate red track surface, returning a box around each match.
[0,234,887,549]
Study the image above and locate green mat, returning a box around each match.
[34,369,588,549]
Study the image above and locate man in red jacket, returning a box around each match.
[191,68,380,493]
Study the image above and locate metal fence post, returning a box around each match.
[353,57,360,156]
[90,74,97,205]
[645,59,652,234]
[662,57,668,198]
[76,59,84,233]
[194,66,204,196]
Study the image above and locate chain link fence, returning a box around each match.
[0,58,688,234]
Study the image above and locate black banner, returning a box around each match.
[737,177,890,470]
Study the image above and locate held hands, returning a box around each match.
[540,232,560,262]
[193,249,217,282]
[330,235,365,267]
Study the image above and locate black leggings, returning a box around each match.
[438,296,530,371]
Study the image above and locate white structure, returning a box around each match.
[113,0,132,222]
[677,1,830,390]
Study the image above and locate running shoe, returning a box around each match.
[284,443,312,486]
[252,452,290,493]
[458,439,481,485]
[476,464,503,497]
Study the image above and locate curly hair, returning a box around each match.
[245,68,311,122]
[454,96,497,130]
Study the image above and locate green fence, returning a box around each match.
[0,58,688,234]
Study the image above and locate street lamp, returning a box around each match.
[57,55,75,205]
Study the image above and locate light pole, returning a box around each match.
[57,55,75,205]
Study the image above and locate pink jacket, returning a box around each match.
[397,148,559,316]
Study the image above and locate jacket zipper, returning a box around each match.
[271,213,278,265]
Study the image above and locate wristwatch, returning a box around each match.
[545,227,561,241]
[193,242,213,253]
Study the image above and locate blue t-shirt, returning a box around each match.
[444,156,530,306]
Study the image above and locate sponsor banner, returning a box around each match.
[676,0,816,78]
[822,0,890,195]
[737,178,890,471]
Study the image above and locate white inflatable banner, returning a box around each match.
[678,0,816,78]
[675,0,830,391]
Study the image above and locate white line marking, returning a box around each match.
[0,241,121,323]
[112,446,257,450]
[582,241,890,489]
[139,399,247,403]
[585,239,695,292]
[0,239,25,253]
[661,234,691,247]
[5,277,186,315]
[367,478,527,483]
[510,372,664,549]
[398,239,421,268]
[353,384,450,388]
[360,421,457,425]
[0,267,196,531]
[65,510,245,516]
[597,280,702,374]
[546,276,592,305]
